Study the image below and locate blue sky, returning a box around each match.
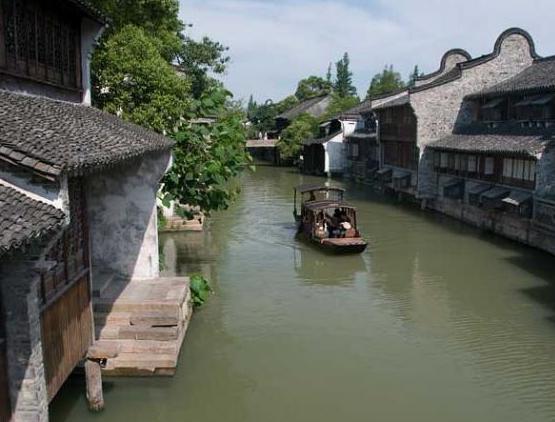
[179,0,555,103]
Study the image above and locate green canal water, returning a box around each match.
[51,166,555,422]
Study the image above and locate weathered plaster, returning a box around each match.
[86,151,171,284]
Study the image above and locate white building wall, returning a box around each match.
[86,151,172,284]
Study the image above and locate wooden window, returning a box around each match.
[468,155,477,173]
[501,157,536,188]
[440,152,448,168]
[484,157,494,175]
[0,0,82,90]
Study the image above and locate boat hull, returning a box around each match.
[296,232,368,254]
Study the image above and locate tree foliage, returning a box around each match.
[92,25,190,134]
[334,52,357,98]
[89,0,184,60]
[295,76,332,101]
[162,87,252,215]
[367,65,406,98]
[277,114,319,159]
[408,65,424,87]
[322,93,359,121]
[177,36,230,98]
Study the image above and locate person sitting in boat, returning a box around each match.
[338,212,352,238]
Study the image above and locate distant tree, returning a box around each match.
[177,35,230,98]
[408,65,424,87]
[277,113,319,159]
[322,93,359,121]
[247,95,257,120]
[276,95,300,114]
[366,65,406,98]
[326,62,333,84]
[250,100,278,132]
[334,52,357,98]
[295,76,332,101]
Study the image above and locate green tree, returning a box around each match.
[162,86,252,215]
[326,62,333,84]
[246,95,258,120]
[367,65,406,98]
[276,95,299,114]
[177,35,230,98]
[92,25,190,133]
[334,52,357,98]
[322,93,359,121]
[408,65,424,87]
[89,0,184,60]
[277,113,319,160]
[295,76,332,101]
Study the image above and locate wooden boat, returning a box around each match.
[293,185,367,254]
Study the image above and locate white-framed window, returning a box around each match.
[484,157,494,175]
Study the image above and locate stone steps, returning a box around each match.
[93,277,192,377]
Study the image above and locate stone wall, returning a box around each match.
[86,151,171,284]
[411,31,536,197]
[0,253,49,422]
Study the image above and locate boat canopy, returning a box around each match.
[295,184,345,194]
[303,200,356,211]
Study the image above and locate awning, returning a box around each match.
[377,168,392,175]
[443,178,463,189]
[481,186,510,200]
[530,94,555,106]
[502,190,532,207]
[514,94,555,107]
[393,169,411,180]
[482,97,506,109]
[467,182,492,195]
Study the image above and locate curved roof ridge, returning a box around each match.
[411,28,539,94]
[416,49,472,82]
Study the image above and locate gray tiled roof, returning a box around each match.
[0,185,65,254]
[0,90,174,177]
[467,57,555,98]
[334,99,373,120]
[276,95,330,121]
[428,122,555,156]
[373,94,410,110]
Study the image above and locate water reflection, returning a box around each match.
[292,243,367,287]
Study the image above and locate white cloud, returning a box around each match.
[179,0,555,102]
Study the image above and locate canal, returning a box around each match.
[51,166,555,422]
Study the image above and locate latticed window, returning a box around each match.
[0,0,82,90]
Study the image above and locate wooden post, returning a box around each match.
[85,360,103,412]
[85,342,120,412]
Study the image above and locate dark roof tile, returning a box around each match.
[0,184,65,255]
[0,90,174,177]
[428,122,555,156]
[467,58,555,98]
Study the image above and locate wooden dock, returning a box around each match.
[93,277,192,376]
